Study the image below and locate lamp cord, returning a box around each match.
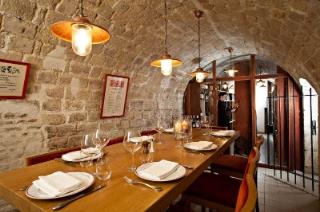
[79,0,84,17]
[164,0,168,54]
[197,14,201,68]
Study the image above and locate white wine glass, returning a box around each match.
[123,129,142,172]
[92,129,110,156]
[80,134,96,168]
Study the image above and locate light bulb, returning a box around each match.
[222,82,228,89]
[160,59,173,76]
[225,69,237,77]
[195,72,205,83]
[72,24,92,56]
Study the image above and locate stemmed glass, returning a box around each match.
[80,134,96,168]
[155,120,164,144]
[92,129,110,156]
[123,129,142,172]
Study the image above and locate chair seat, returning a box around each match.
[185,173,242,208]
[212,155,248,174]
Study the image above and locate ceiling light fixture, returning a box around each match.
[256,65,266,87]
[51,0,110,56]
[190,10,209,83]
[224,47,239,77]
[151,0,182,76]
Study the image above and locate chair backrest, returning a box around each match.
[235,153,258,212]
[255,135,264,151]
[202,125,228,130]
[25,146,81,166]
[140,129,158,136]
[108,136,124,146]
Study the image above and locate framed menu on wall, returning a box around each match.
[0,59,30,99]
[101,74,129,118]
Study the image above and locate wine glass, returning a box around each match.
[80,134,96,168]
[155,119,164,144]
[92,129,110,156]
[123,129,142,172]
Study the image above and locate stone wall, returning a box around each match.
[1,0,320,210]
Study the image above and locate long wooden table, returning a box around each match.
[0,129,239,212]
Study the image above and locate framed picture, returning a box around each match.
[100,74,130,118]
[0,59,30,99]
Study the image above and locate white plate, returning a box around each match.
[26,172,94,200]
[135,163,186,182]
[61,151,103,162]
[184,142,218,151]
[210,130,235,137]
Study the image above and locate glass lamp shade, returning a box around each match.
[222,82,228,90]
[72,24,92,56]
[224,69,238,77]
[195,72,206,83]
[160,59,173,76]
[257,79,266,87]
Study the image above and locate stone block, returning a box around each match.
[48,137,68,149]
[89,67,103,78]
[69,113,87,123]
[41,114,65,125]
[56,0,77,16]
[64,100,84,111]
[8,36,34,54]
[0,0,36,21]
[69,61,90,76]
[56,124,76,137]
[46,87,64,98]
[37,71,58,84]
[1,16,37,39]
[68,135,83,147]
[42,99,61,112]
[88,111,100,122]
[44,126,57,138]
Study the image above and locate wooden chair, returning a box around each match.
[25,136,125,166]
[211,135,264,178]
[182,147,259,212]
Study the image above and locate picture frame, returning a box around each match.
[100,74,130,118]
[0,59,30,99]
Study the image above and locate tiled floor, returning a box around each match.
[258,168,320,212]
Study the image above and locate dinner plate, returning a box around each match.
[210,130,235,137]
[61,151,103,162]
[184,142,218,151]
[26,172,94,200]
[135,163,186,182]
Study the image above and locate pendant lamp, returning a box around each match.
[51,0,110,56]
[224,47,239,77]
[190,10,209,83]
[151,0,182,76]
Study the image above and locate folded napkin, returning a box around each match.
[138,160,179,180]
[186,141,213,150]
[129,135,154,143]
[62,148,99,161]
[164,128,174,133]
[210,130,235,137]
[33,171,82,197]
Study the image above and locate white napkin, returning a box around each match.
[210,130,235,137]
[186,141,213,150]
[33,171,82,197]
[138,160,179,180]
[62,148,99,161]
[164,128,174,133]
[129,135,154,143]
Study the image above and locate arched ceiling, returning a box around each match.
[4,0,319,92]
[88,0,319,91]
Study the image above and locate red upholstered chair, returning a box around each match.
[25,146,81,166]
[182,147,259,212]
[140,129,158,136]
[211,135,264,178]
[26,135,125,166]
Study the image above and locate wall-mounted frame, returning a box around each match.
[100,74,130,118]
[0,59,30,99]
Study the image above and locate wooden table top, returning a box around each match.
[0,129,239,212]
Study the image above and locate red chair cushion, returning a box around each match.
[108,136,124,146]
[212,155,248,174]
[185,173,242,208]
[140,130,158,136]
